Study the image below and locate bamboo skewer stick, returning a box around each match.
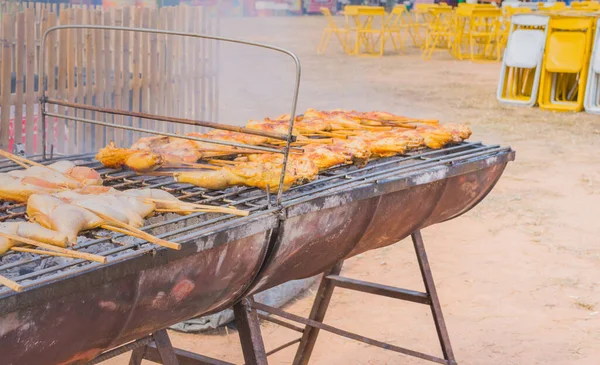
[163,162,221,170]
[0,232,107,263]
[207,159,239,165]
[155,208,249,216]
[100,223,180,250]
[0,149,46,168]
[11,246,85,260]
[144,198,249,216]
[0,275,22,292]
[83,208,181,250]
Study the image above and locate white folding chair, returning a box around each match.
[584,18,600,114]
[497,14,549,106]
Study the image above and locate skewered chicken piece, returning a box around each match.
[97,129,273,172]
[27,194,106,244]
[96,142,164,172]
[121,188,201,211]
[413,124,471,149]
[47,160,103,186]
[0,222,69,254]
[56,189,156,227]
[350,129,425,158]
[175,158,316,192]
[27,190,159,244]
[8,165,81,189]
[0,175,66,203]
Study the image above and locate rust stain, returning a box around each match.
[151,291,169,310]
[171,279,195,302]
[56,348,102,365]
[98,301,118,311]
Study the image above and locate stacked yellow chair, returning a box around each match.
[538,16,595,112]
[497,14,550,106]
[499,7,533,52]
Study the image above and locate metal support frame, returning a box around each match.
[247,230,457,365]
[89,230,457,365]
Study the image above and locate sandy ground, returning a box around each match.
[106,15,600,365]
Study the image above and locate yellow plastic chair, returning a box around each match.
[538,16,594,112]
[422,6,455,59]
[468,8,503,61]
[386,5,410,53]
[317,7,350,54]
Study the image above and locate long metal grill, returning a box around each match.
[0,141,508,296]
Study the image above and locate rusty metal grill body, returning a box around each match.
[0,142,513,365]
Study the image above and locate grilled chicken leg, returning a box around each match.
[0,222,69,254]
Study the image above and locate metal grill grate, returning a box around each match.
[0,142,509,295]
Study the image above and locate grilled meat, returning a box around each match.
[0,222,69,254]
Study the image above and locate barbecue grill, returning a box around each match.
[0,26,515,365]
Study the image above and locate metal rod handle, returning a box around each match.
[46,98,296,142]
[44,112,285,154]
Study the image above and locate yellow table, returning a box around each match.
[345,6,388,56]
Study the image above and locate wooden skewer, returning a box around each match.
[11,246,84,260]
[100,224,180,250]
[4,158,30,169]
[163,162,221,170]
[0,232,107,263]
[0,149,80,185]
[0,149,46,168]
[0,275,22,292]
[306,131,348,139]
[145,198,250,216]
[84,208,181,250]
[207,159,239,165]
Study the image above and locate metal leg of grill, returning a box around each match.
[411,230,456,363]
[291,261,344,365]
[233,297,269,365]
[152,329,181,365]
[248,229,457,365]
[129,329,180,365]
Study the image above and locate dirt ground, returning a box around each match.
[106,15,600,365]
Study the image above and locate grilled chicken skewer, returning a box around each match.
[0,222,69,255]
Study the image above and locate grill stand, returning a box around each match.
[246,230,457,365]
[107,229,457,365]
